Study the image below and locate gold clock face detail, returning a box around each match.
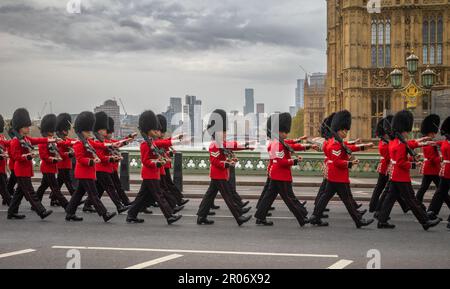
[404,82,421,109]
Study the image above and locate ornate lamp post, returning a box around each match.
[389,51,436,109]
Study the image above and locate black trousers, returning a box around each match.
[369,174,389,213]
[85,172,123,209]
[314,179,328,206]
[36,173,69,208]
[375,180,410,213]
[313,181,361,225]
[255,180,308,226]
[164,168,184,204]
[128,179,173,219]
[57,168,75,196]
[378,181,429,224]
[8,177,46,216]
[160,176,178,208]
[66,179,107,216]
[416,175,440,203]
[197,179,242,223]
[256,177,271,209]
[428,178,450,215]
[0,173,11,205]
[111,170,131,205]
[7,170,17,197]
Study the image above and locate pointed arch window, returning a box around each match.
[371,18,391,68]
[423,16,444,65]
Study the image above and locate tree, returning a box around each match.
[289,109,304,138]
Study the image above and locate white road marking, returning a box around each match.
[125,254,183,269]
[0,249,36,259]
[53,246,338,258]
[328,259,354,269]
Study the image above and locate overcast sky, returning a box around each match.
[0,0,326,118]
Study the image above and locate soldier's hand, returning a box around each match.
[311,144,320,151]
[352,159,360,165]
[47,137,57,143]
[94,157,101,164]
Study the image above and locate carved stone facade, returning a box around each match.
[327,0,450,139]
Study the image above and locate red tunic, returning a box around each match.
[0,136,10,174]
[439,140,450,179]
[388,139,419,182]
[421,144,441,176]
[140,139,173,180]
[57,138,75,170]
[73,139,106,180]
[209,141,246,180]
[11,137,48,177]
[377,140,390,175]
[325,138,362,183]
[268,140,306,182]
[38,142,58,174]
[94,140,114,173]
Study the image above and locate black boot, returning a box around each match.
[7,213,26,220]
[266,212,272,217]
[356,203,363,209]
[240,206,251,214]
[65,214,83,222]
[117,205,131,214]
[237,215,252,226]
[256,218,273,226]
[102,212,117,222]
[318,213,329,219]
[82,205,96,213]
[179,199,190,206]
[207,211,216,216]
[211,204,220,210]
[240,201,250,208]
[40,210,53,220]
[356,218,374,229]
[358,209,367,216]
[422,219,441,231]
[141,208,153,214]
[167,214,182,225]
[126,217,145,224]
[269,206,275,211]
[197,216,214,225]
[309,215,329,227]
[324,208,330,212]
[377,222,395,229]
[301,201,307,206]
[173,205,184,214]
[50,199,60,207]
[427,211,442,221]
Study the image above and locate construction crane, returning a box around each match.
[119,98,128,118]
[37,102,48,120]
[298,64,311,78]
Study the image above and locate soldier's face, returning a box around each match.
[98,129,107,137]
[148,130,158,138]
[279,132,288,139]
[20,127,30,135]
[338,130,348,139]
[428,132,436,138]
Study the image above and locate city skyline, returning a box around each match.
[0,0,326,118]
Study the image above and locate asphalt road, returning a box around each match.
[0,197,449,269]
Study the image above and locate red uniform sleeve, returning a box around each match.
[29,137,49,145]
[94,141,112,163]
[154,138,173,149]
[224,141,248,151]
[289,143,307,151]
[407,140,419,149]
[347,144,361,152]
[11,139,28,161]
[272,143,294,167]
[141,142,157,169]
[89,139,106,150]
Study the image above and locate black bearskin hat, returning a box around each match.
[440,117,450,137]
[107,117,115,134]
[40,114,57,136]
[375,118,385,138]
[157,114,167,133]
[266,114,274,138]
[420,114,440,135]
[207,109,228,137]
[392,110,414,134]
[278,113,292,134]
[74,111,95,133]
[320,113,335,139]
[331,110,352,132]
[138,110,158,133]
[56,113,72,133]
[0,114,4,133]
[12,108,32,131]
[94,111,109,131]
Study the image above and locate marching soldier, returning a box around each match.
[254,113,310,227]
[7,108,54,220]
[35,114,70,209]
[427,116,450,226]
[126,110,182,224]
[6,128,18,200]
[377,110,440,230]
[106,117,133,206]
[416,114,443,206]
[0,114,11,206]
[65,111,118,222]
[196,109,253,226]
[309,110,374,228]
[56,113,77,199]
[86,112,130,214]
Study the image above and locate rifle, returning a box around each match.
[322,123,354,157]
[141,133,168,164]
[267,128,301,165]
[76,132,99,160]
[48,142,62,161]
[11,129,34,152]
[56,131,75,157]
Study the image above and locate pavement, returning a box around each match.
[0,197,449,269]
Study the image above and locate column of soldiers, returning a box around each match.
[0,107,449,231]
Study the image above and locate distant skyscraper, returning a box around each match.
[244,88,255,115]
[94,99,120,137]
[295,78,305,109]
[163,97,183,132]
[289,106,298,117]
[184,95,202,145]
[256,103,265,114]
